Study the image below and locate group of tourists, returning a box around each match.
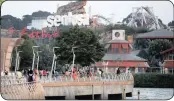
[2,66,128,83]
[22,68,50,82]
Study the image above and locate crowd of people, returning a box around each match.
[2,66,125,83]
[62,67,122,80]
[22,69,51,82]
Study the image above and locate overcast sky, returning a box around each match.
[1,1,173,24]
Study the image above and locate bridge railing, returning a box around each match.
[1,75,27,85]
[1,76,45,100]
[39,73,133,83]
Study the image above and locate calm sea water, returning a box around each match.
[126,88,174,100]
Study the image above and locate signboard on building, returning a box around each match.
[47,12,89,27]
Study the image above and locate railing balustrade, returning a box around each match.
[38,73,133,83]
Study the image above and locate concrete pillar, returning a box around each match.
[142,68,145,73]
[101,94,108,100]
[122,89,126,100]
[102,84,108,100]
[135,67,138,73]
[106,67,108,73]
[65,95,75,100]
[65,87,75,100]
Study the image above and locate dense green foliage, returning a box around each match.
[55,26,105,67]
[148,39,172,57]
[38,45,53,70]
[135,39,172,67]
[18,35,36,70]
[32,11,51,17]
[1,11,51,30]
[134,73,174,88]
[1,15,24,30]
[168,20,174,26]
[22,15,32,27]
[134,39,149,50]
[137,49,149,60]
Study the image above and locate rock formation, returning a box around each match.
[56,1,87,15]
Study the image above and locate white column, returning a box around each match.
[135,68,138,73]
[106,67,108,73]
[165,68,168,74]
[126,67,129,73]
[142,68,145,73]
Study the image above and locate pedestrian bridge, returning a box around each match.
[1,73,134,100]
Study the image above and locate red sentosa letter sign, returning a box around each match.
[8,27,60,39]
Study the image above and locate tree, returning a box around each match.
[134,39,149,50]
[148,39,172,60]
[32,11,51,17]
[137,49,149,60]
[54,26,105,67]
[1,11,51,30]
[38,45,53,70]
[1,15,24,30]
[22,15,32,27]
[168,20,174,26]
[18,35,36,70]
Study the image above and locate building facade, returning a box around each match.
[28,17,48,30]
[160,47,174,74]
[95,30,149,73]
[136,29,174,45]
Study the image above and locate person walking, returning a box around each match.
[4,70,8,76]
[39,70,42,80]
[117,68,120,75]
[72,71,77,81]
[128,68,131,73]
[28,69,34,82]
[46,69,49,79]
[99,69,103,78]
[43,69,47,81]
[27,69,34,91]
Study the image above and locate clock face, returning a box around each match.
[115,32,120,37]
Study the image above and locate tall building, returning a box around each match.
[28,17,48,30]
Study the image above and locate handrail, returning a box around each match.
[38,73,133,83]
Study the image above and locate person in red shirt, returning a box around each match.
[72,71,77,80]
[43,70,47,77]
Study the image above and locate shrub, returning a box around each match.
[133,73,174,88]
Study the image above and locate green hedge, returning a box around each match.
[134,73,174,88]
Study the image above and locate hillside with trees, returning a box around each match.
[168,20,174,26]
[1,11,51,30]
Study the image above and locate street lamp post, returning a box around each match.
[32,46,39,70]
[36,51,42,70]
[71,47,78,76]
[2,50,6,72]
[15,45,21,73]
[17,51,22,71]
[50,47,60,80]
